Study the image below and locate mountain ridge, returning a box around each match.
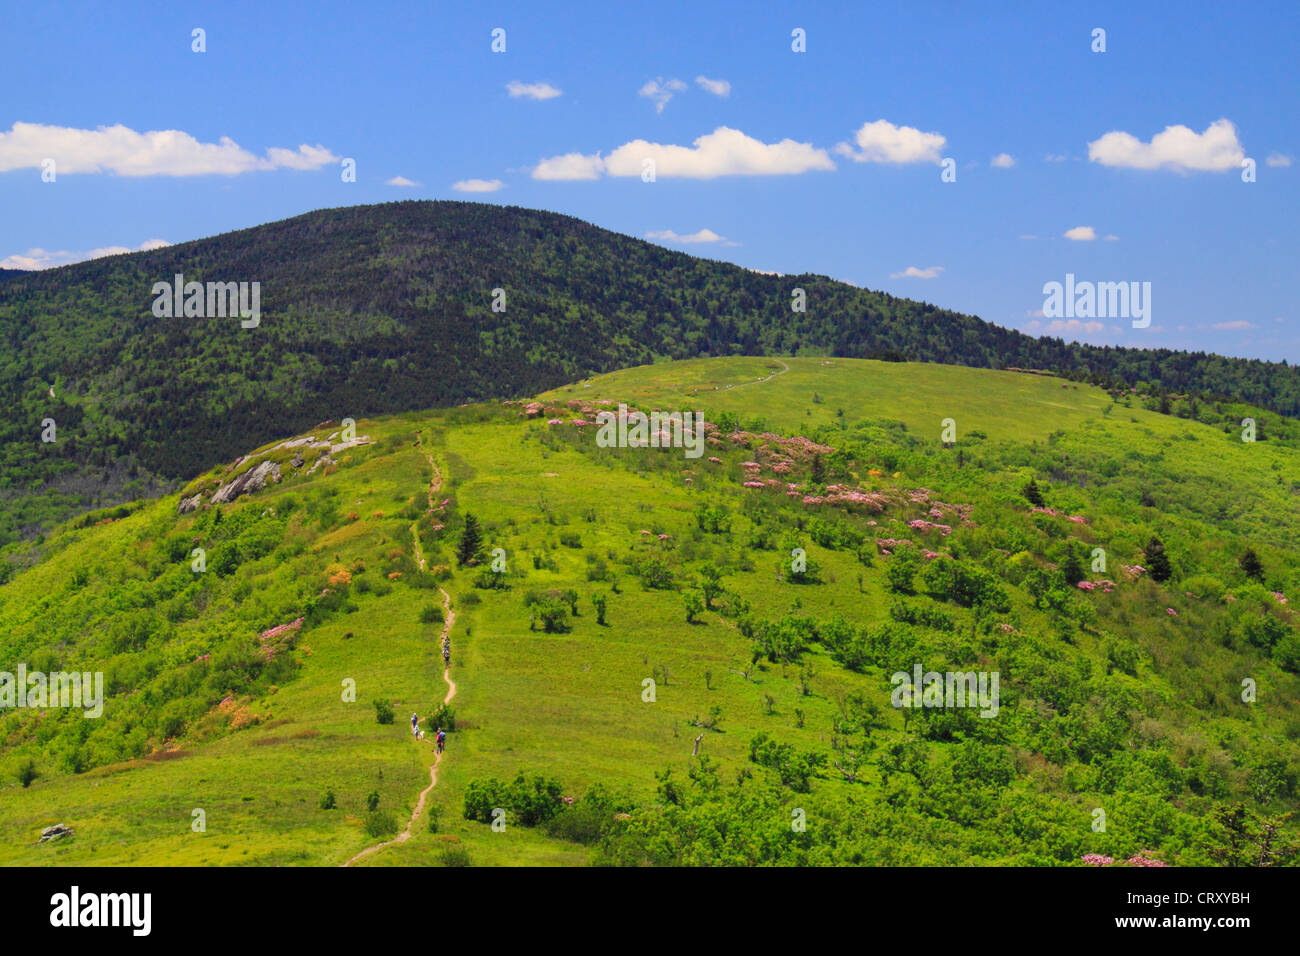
[0,200,1296,547]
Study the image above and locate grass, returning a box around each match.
[2,357,1298,866]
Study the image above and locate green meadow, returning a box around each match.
[2,357,1297,866]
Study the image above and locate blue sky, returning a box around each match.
[2,0,1296,362]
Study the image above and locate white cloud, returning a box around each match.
[1266,152,1293,167]
[991,153,1016,168]
[385,176,420,187]
[1104,234,1119,241]
[1025,318,1106,335]
[646,228,724,244]
[533,127,834,180]
[890,265,944,279]
[639,77,688,113]
[507,81,562,101]
[1087,118,1245,172]
[695,76,731,97]
[452,178,504,193]
[1,238,171,270]
[1064,226,1097,241]
[1212,320,1256,330]
[0,122,337,177]
[609,127,832,178]
[532,151,606,180]
[835,119,946,164]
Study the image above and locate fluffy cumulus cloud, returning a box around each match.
[890,265,944,279]
[1087,118,1245,172]
[835,119,946,164]
[385,176,419,187]
[1,238,171,270]
[452,178,504,193]
[532,151,607,181]
[991,153,1015,168]
[645,228,724,244]
[1064,226,1097,241]
[533,127,834,180]
[0,122,337,177]
[639,77,688,113]
[695,76,731,97]
[1265,152,1293,167]
[506,81,562,101]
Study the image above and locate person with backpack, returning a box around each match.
[436,728,446,754]
[410,713,419,739]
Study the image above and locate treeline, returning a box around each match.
[1,199,1297,545]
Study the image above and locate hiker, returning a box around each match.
[443,646,451,666]
[436,728,446,754]
[410,713,419,739]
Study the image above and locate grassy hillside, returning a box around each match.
[1,357,1296,866]
[4,200,1300,548]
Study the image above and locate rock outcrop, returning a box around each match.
[210,460,281,505]
[39,823,74,842]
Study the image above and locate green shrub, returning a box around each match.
[440,847,471,867]
[373,699,394,725]
[364,811,398,838]
[427,703,455,732]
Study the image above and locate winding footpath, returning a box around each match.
[342,433,455,867]
[722,358,789,391]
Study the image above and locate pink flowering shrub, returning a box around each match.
[1126,851,1168,867]
[1081,851,1167,867]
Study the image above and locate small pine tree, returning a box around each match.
[1061,543,1086,585]
[1144,536,1173,582]
[457,513,484,567]
[811,453,827,485]
[1240,548,1265,582]
[592,592,608,625]
[1022,479,1045,508]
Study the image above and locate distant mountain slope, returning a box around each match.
[0,200,1296,545]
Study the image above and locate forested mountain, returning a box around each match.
[0,200,1295,545]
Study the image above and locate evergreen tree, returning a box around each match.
[1239,548,1265,581]
[810,453,827,485]
[1144,536,1173,582]
[1061,542,1086,585]
[457,513,485,567]
[1022,479,1045,508]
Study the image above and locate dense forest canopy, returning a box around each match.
[0,200,1294,545]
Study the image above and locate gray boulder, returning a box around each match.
[39,823,74,843]
[210,460,281,505]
